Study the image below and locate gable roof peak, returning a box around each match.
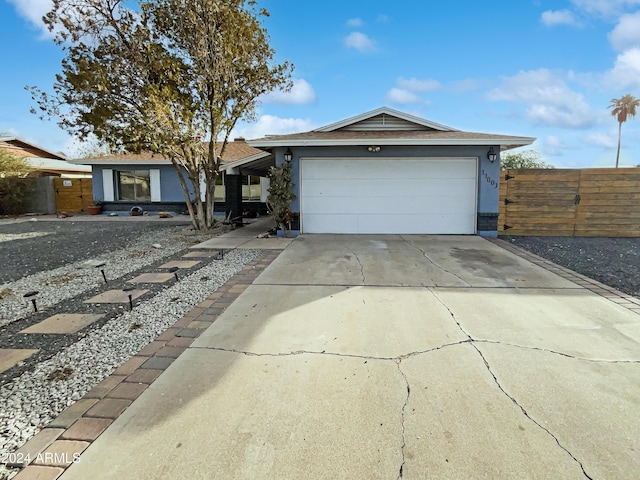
[314,107,458,133]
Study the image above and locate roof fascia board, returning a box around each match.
[248,137,536,148]
[69,159,172,165]
[313,107,458,132]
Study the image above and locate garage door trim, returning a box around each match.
[299,157,478,234]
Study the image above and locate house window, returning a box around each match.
[116,170,151,201]
[214,173,225,202]
[242,175,261,201]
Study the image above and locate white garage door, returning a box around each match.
[300,158,477,234]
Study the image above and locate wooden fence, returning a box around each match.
[498,168,640,237]
[54,178,94,213]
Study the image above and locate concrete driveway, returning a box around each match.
[60,235,640,479]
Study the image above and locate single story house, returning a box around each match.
[0,137,91,178]
[222,107,535,236]
[75,139,270,215]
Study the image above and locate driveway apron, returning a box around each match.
[59,235,640,480]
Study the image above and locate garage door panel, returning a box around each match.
[303,178,476,199]
[303,159,476,180]
[304,213,476,234]
[304,194,477,215]
[300,158,477,234]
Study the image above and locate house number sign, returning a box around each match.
[63,180,72,187]
[481,169,498,189]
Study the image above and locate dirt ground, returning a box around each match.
[501,236,640,297]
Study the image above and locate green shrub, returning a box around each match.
[0,177,35,215]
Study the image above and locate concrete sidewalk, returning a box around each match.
[24,235,640,479]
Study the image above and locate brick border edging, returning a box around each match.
[10,250,282,480]
[486,237,640,315]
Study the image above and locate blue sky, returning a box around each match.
[2,0,640,167]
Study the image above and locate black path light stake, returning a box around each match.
[168,267,179,281]
[214,249,224,261]
[95,261,107,284]
[23,291,39,312]
[122,286,136,311]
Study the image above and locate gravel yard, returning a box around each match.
[0,217,263,480]
[0,218,193,283]
[500,236,640,297]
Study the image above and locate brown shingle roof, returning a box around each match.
[74,139,263,164]
[0,137,67,161]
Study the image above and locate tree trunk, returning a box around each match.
[172,160,199,230]
[616,121,622,168]
[205,175,216,229]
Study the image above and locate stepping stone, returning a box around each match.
[84,289,148,304]
[158,260,200,269]
[20,314,104,335]
[0,348,39,374]
[127,273,174,283]
[182,251,223,258]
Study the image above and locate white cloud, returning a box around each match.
[7,0,53,37]
[541,9,579,26]
[397,77,441,92]
[344,32,375,52]
[347,18,363,27]
[544,135,572,156]
[263,78,316,105]
[570,0,640,17]
[487,69,596,129]
[608,11,640,50]
[385,77,439,106]
[233,115,315,140]
[385,88,424,105]
[603,48,640,89]
[582,131,618,148]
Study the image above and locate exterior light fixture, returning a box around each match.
[487,146,497,163]
[95,261,107,284]
[23,291,39,312]
[283,148,293,164]
[168,266,179,281]
[123,286,136,311]
[367,146,381,152]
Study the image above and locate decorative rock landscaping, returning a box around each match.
[0,220,271,480]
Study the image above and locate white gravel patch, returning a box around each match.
[0,232,51,244]
[0,228,201,328]
[0,248,261,479]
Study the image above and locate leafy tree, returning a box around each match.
[30,0,292,230]
[0,150,30,178]
[0,151,34,215]
[609,94,640,168]
[500,149,554,170]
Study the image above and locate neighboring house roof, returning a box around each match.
[1,136,90,176]
[0,137,67,161]
[248,106,535,150]
[25,157,91,175]
[73,139,265,165]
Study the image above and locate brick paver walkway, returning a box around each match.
[10,250,281,479]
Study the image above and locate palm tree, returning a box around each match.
[609,94,640,168]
